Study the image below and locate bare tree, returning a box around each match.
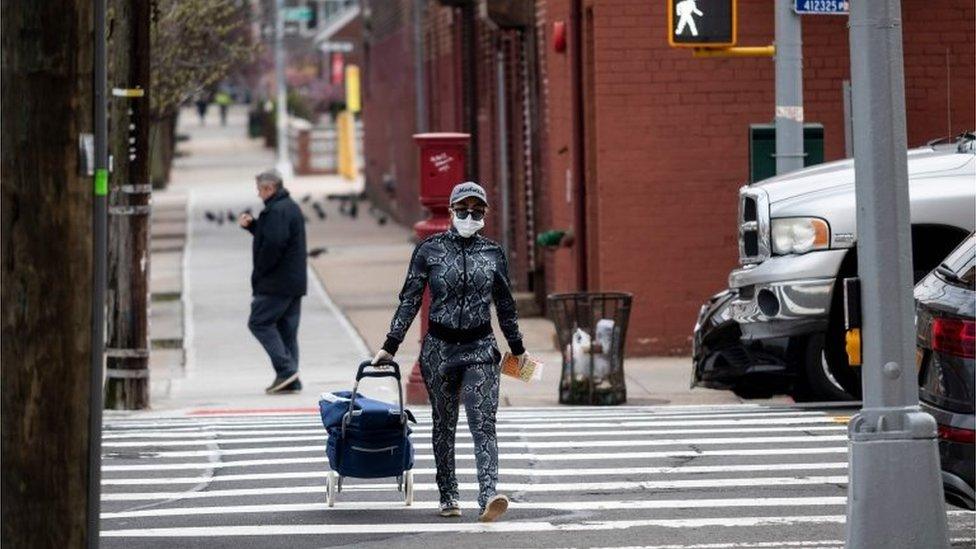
[150,0,258,188]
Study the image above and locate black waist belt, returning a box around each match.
[428,320,492,344]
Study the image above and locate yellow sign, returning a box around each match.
[111,87,145,97]
[345,65,361,113]
[845,328,862,367]
[337,110,357,180]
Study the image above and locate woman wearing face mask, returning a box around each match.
[373,181,526,522]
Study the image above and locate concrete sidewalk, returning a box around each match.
[151,106,370,410]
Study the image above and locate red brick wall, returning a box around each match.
[416,5,544,292]
[361,1,422,224]
[901,1,975,142]
[424,8,462,136]
[332,18,364,70]
[537,0,584,299]
[538,0,975,355]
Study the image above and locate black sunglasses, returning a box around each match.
[452,208,486,221]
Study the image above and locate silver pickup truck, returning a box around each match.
[692,136,976,400]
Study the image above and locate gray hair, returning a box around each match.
[255,169,283,189]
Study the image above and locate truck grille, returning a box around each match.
[738,188,770,265]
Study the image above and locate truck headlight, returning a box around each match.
[770,217,830,254]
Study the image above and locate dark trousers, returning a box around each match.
[248,294,302,378]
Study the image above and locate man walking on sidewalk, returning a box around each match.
[239,169,307,394]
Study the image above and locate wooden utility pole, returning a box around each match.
[1,0,97,546]
[105,0,152,409]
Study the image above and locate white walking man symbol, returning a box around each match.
[674,0,703,37]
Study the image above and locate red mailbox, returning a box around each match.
[405,132,470,404]
[415,133,469,205]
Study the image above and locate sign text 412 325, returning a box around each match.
[794,0,849,15]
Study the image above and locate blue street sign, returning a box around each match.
[794,0,848,15]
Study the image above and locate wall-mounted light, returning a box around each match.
[552,21,566,53]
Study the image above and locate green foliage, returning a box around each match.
[151,0,257,119]
[263,92,318,126]
[287,90,316,123]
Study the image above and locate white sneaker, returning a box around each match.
[439,501,461,517]
[478,494,509,522]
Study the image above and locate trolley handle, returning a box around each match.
[343,359,408,438]
[356,359,400,380]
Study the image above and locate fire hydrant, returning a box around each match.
[406,132,471,404]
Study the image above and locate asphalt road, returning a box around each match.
[100,403,975,548]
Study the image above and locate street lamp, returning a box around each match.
[275,0,294,179]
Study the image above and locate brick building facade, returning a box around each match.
[360,0,975,356]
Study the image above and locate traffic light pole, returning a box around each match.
[774,0,804,175]
[844,0,949,547]
[275,0,293,178]
[89,0,108,544]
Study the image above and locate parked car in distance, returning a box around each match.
[915,232,975,510]
[693,134,975,401]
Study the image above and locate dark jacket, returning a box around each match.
[382,228,524,356]
[245,188,307,296]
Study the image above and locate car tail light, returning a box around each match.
[937,423,976,444]
[931,317,976,358]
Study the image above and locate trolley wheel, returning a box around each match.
[326,471,336,508]
[404,470,414,506]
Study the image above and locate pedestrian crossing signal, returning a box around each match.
[668,0,737,48]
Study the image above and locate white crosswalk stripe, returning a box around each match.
[102,462,850,486]
[99,404,973,549]
[103,435,849,459]
[101,425,846,445]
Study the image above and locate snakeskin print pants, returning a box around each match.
[419,334,501,510]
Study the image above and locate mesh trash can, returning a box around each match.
[547,292,632,405]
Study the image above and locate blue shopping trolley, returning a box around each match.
[318,359,416,506]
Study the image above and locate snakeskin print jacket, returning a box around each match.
[382,227,524,359]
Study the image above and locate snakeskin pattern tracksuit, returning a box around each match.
[382,228,524,510]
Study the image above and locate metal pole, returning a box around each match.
[412,0,427,134]
[496,45,511,257]
[774,0,804,174]
[89,0,108,543]
[460,3,478,181]
[945,48,952,137]
[845,0,949,547]
[275,0,293,178]
[842,80,853,158]
[569,0,588,290]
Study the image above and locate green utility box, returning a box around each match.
[748,123,824,183]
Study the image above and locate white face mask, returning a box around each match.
[452,214,484,238]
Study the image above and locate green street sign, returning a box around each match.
[283,6,313,22]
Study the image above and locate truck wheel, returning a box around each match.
[797,333,858,401]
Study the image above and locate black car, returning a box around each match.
[915,232,975,510]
